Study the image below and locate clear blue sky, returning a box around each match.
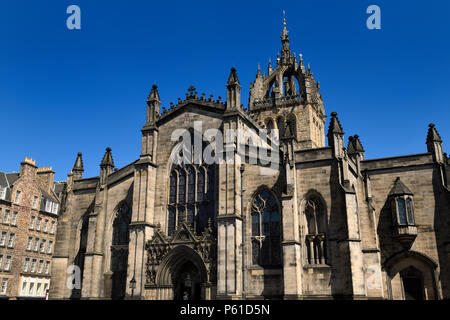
[1,0,449,181]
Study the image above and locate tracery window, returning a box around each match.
[304,198,327,264]
[251,189,281,266]
[168,160,215,236]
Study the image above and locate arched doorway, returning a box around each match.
[172,261,202,300]
[384,251,439,300]
[153,244,210,300]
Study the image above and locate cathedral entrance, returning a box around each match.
[172,261,202,300]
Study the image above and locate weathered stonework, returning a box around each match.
[49,22,450,300]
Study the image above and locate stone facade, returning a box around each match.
[49,22,450,300]
[0,158,63,299]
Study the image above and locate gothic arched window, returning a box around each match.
[251,189,281,267]
[303,197,327,265]
[168,139,216,236]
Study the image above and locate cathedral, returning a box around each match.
[49,20,450,300]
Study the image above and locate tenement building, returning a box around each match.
[0,157,63,299]
[49,21,450,300]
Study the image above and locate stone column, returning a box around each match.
[282,159,302,299]
[216,119,243,299]
[126,162,157,299]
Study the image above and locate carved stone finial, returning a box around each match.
[188,85,196,96]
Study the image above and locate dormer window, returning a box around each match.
[389,177,417,246]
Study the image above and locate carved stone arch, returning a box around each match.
[155,244,209,300]
[262,72,279,99]
[248,185,282,213]
[383,250,439,300]
[281,69,300,96]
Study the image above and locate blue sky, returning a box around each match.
[1,0,449,180]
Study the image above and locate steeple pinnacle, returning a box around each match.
[227,67,240,87]
[147,84,160,102]
[426,123,444,163]
[280,10,291,64]
[327,112,344,136]
[226,67,241,110]
[426,123,442,143]
[72,152,84,180]
[73,152,84,171]
[100,147,115,168]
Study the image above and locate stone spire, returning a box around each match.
[327,112,345,158]
[280,10,291,64]
[146,84,161,125]
[426,123,444,163]
[426,123,442,144]
[100,147,114,168]
[348,135,365,155]
[348,135,365,165]
[72,152,84,180]
[226,67,241,110]
[327,112,344,135]
[100,147,114,185]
